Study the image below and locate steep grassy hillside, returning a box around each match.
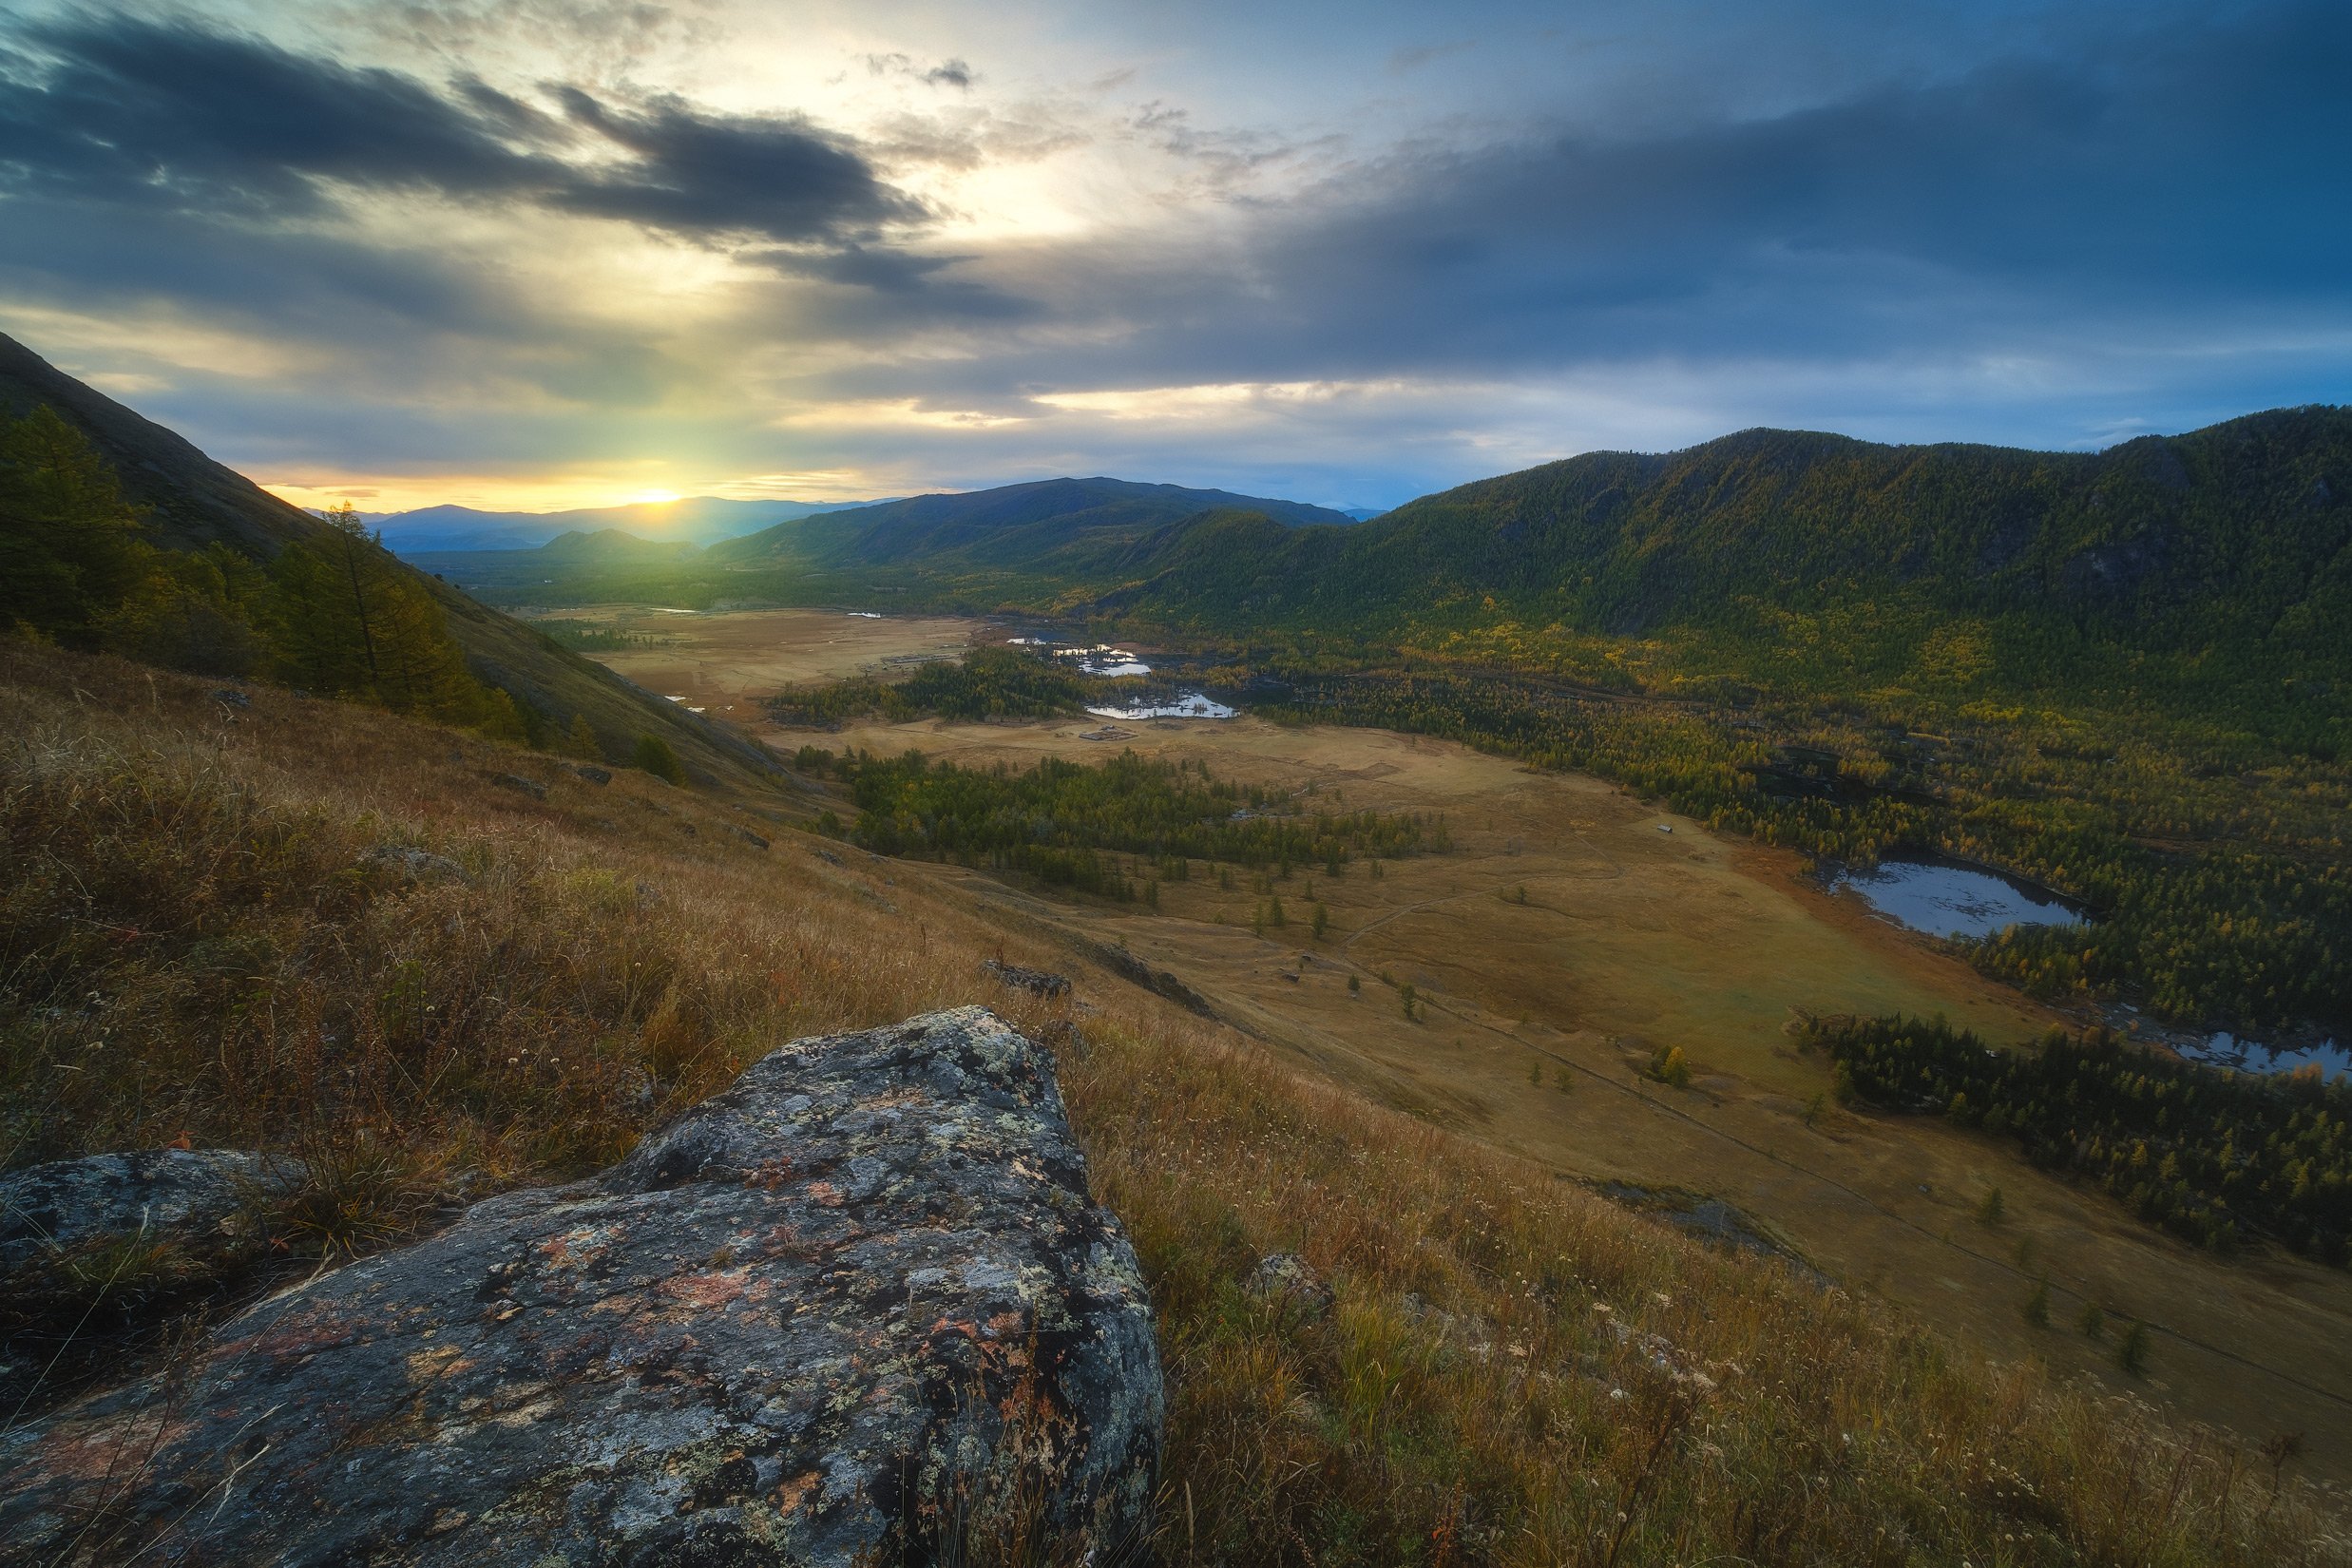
[0,333,778,789]
[4,638,2344,1564]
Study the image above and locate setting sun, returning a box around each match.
[628,488,682,506]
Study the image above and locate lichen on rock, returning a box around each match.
[0,1006,1162,1566]
[0,1147,301,1275]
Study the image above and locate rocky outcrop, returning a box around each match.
[0,1147,299,1275]
[1244,1251,1332,1318]
[985,959,1072,999]
[0,1007,1161,1566]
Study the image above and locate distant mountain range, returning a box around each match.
[372,497,887,554]
[373,483,1375,557]
[404,476,1371,594]
[709,476,1360,575]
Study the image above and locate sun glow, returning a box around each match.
[628,488,683,506]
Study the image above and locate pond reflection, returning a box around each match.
[1830,857,2088,941]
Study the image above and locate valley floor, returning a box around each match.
[10,632,2347,1562]
[568,604,2352,1479]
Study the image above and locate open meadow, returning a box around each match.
[10,632,2350,1561]
[557,605,2352,1476]
[524,604,981,724]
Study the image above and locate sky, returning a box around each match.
[0,0,2347,514]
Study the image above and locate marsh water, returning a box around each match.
[1836,858,2344,1080]
[1083,693,1236,719]
[2170,1029,2350,1081]
[1830,856,2088,941]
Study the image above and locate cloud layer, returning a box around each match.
[0,13,911,240]
[0,1,2345,510]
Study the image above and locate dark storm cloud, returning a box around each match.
[0,12,913,241]
[547,87,919,239]
[740,248,1040,337]
[804,0,2352,401]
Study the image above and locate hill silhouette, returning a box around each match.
[1091,414,2352,667]
[0,333,778,787]
[711,474,1360,575]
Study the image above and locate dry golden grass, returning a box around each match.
[807,712,2352,1474]
[4,639,2348,1564]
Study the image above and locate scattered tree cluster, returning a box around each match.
[1266,668,2351,1036]
[1808,1012,2352,1263]
[800,745,1434,896]
[1,407,518,734]
[764,646,1092,726]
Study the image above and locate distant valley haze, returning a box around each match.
[0,0,2344,512]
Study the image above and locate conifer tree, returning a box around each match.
[0,406,148,643]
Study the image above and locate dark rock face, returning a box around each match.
[1,1007,1161,1566]
[0,1148,299,1275]
[985,959,1071,999]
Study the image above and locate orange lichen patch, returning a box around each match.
[803,1181,845,1208]
[659,1271,749,1310]
[539,1224,619,1271]
[773,1470,822,1515]
[24,1410,185,1483]
[741,1158,797,1190]
[984,1310,1027,1340]
[405,1344,475,1383]
[246,1308,373,1362]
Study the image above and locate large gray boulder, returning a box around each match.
[0,1006,1161,1566]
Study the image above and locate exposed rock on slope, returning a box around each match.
[0,1148,300,1274]
[0,1007,1161,1566]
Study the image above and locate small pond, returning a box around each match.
[2170,1030,2350,1082]
[1006,637,1154,677]
[1084,692,1236,720]
[1829,856,2089,941]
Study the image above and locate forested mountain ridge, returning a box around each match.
[1094,411,2352,686]
[710,474,1359,575]
[0,333,776,786]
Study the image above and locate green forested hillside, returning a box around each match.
[710,476,1355,574]
[1101,411,2352,716]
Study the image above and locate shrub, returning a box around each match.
[633,734,686,784]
